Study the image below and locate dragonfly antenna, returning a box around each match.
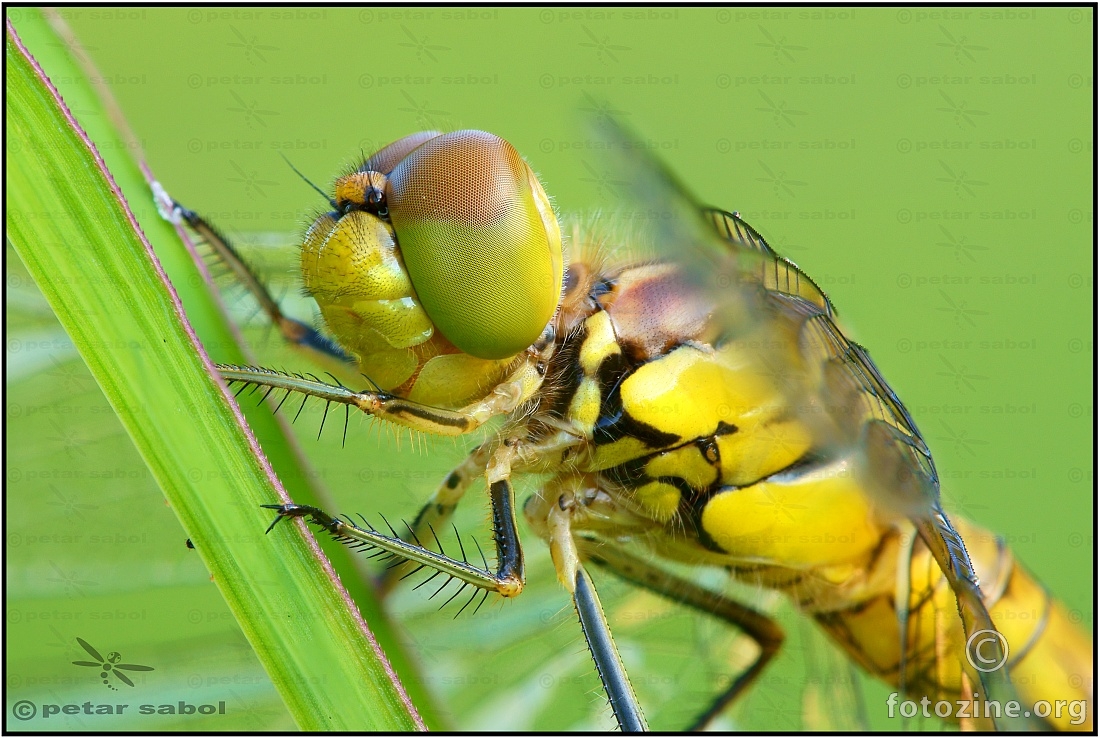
[279,153,336,208]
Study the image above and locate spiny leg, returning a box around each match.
[218,358,542,437]
[156,189,352,365]
[377,434,586,596]
[219,366,484,436]
[265,442,525,599]
[378,445,490,596]
[578,539,784,732]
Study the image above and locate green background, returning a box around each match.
[6,6,1093,731]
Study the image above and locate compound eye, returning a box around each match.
[364,131,443,175]
[386,130,563,360]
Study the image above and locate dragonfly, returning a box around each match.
[162,123,1092,731]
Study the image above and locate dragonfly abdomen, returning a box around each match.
[808,518,1092,731]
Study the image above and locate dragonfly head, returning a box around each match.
[301,131,563,407]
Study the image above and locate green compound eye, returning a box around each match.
[385,130,563,360]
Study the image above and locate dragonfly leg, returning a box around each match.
[578,540,785,732]
[377,444,490,596]
[158,191,353,365]
[219,349,545,436]
[378,434,585,596]
[542,493,648,732]
[218,366,485,435]
[264,443,525,598]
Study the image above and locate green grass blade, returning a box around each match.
[6,11,443,727]
[6,21,422,731]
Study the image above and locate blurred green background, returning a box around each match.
[6,6,1093,731]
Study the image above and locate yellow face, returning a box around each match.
[300,131,563,408]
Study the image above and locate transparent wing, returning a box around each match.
[592,118,1025,723]
[592,117,938,520]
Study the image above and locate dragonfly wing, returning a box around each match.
[593,117,938,520]
[704,209,835,317]
[779,292,940,519]
[696,170,1029,724]
[593,117,1025,725]
[589,118,771,340]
